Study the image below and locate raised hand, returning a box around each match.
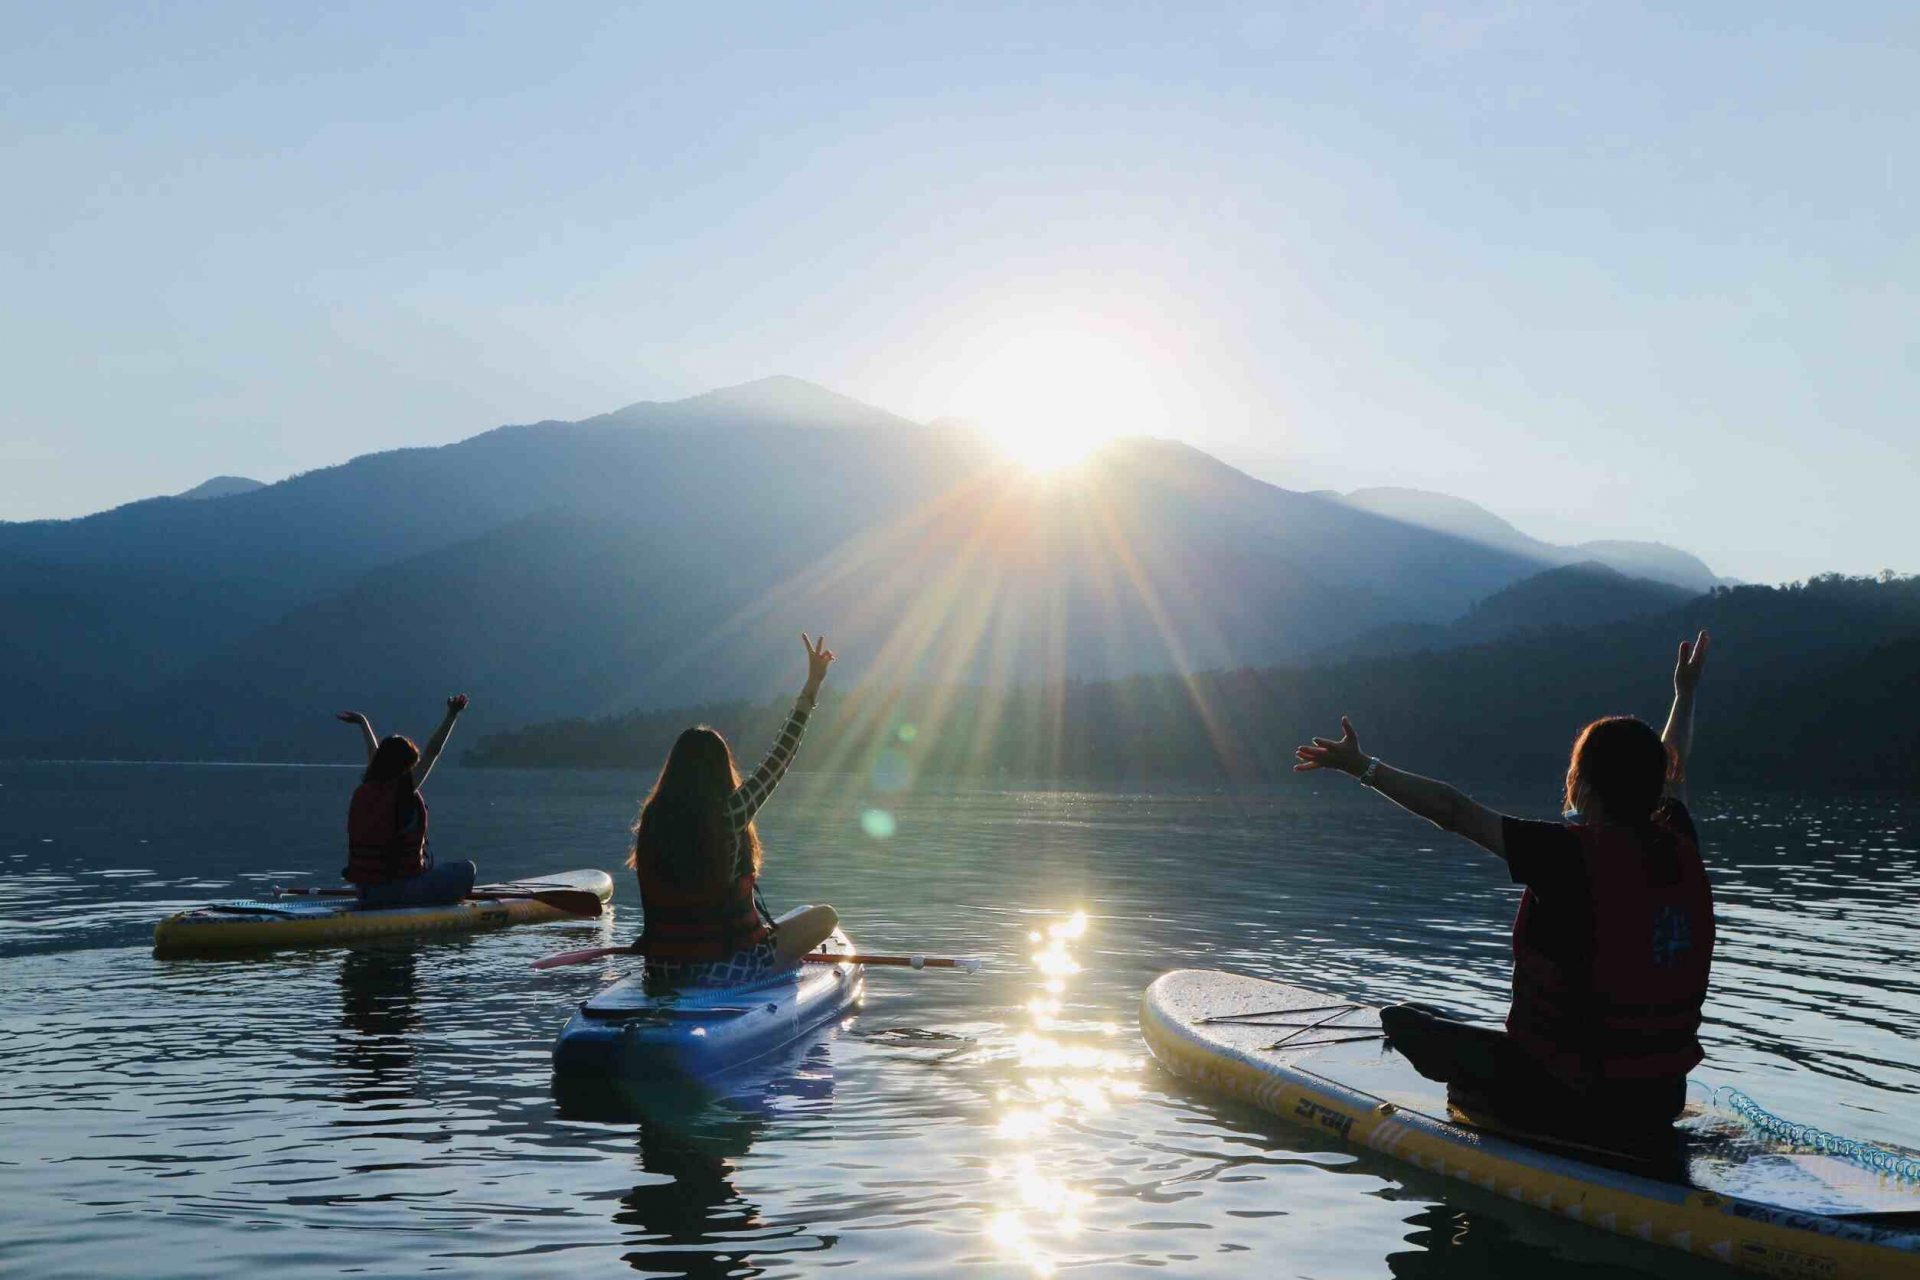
[801,633,835,693]
[1293,716,1367,776]
[1673,631,1710,694]
[446,693,470,715]
[336,711,368,726]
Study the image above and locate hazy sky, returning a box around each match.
[3,3,1913,581]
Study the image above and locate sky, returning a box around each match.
[1,2,1914,582]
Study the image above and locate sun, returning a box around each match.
[941,314,1180,472]
[996,422,1107,472]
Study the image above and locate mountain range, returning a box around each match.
[1330,487,1721,591]
[1,377,1724,761]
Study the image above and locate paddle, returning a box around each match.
[531,944,982,973]
[274,885,605,919]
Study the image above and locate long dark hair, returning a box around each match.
[628,726,760,888]
[364,735,420,787]
[1564,716,1675,823]
[363,735,421,830]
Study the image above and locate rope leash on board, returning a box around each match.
[1715,1087,1920,1182]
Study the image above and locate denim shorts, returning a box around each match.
[645,936,784,990]
[357,859,478,908]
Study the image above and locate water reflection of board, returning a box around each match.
[1141,970,1920,1278]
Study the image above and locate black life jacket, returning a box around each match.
[1507,815,1714,1085]
[635,860,771,962]
[344,779,428,885]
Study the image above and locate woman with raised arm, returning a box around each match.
[335,694,478,907]
[1293,632,1714,1156]
[628,634,841,989]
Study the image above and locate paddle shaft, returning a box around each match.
[276,885,603,918]
[531,944,981,972]
[831,953,978,970]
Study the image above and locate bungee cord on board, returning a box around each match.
[1716,1087,1920,1183]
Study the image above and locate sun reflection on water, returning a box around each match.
[986,908,1137,1275]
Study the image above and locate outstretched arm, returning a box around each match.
[1661,630,1709,803]
[1294,717,1509,859]
[726,634,835,829]
[414,694,469,787]
[336,711,378,765]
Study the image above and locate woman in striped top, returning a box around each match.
[628,634,840,988]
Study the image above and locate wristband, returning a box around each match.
[1358,756,1382,788]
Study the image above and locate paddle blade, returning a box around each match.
[526,888,606,919]
[463,885,607,917]
[532,944,636,971]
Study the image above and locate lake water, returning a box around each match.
[2,761,1916,1279]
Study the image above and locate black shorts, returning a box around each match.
[1380,1003,1686,1166]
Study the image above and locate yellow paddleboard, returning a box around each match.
[1142,969,1920,1278]
[153,869,613,955]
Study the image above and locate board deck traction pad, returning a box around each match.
[194,876,596,915]
[1141,970,1920,1279]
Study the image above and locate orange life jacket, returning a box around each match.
[344,779,428,885]
[635,860,771,962]
[1507,816,1714,1085]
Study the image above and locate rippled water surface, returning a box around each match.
[2,761,1915,1278]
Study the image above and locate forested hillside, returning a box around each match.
[466,576,1920,791]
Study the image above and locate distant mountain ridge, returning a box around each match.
[0,377,1724,761]
[174,476,265,501]
[1334,486,1720,591]
[1456,561,1697,635]
[1335,561,1701,660]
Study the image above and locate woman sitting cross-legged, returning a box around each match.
[1293,632,1715,1160]
[628,634,841,989]
[337,694,478,908]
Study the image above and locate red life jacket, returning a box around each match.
[1507,816,1714,1085]
[343,779,428,885]
[635,860,771,962]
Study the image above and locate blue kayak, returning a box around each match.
[552,930,864,1079]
